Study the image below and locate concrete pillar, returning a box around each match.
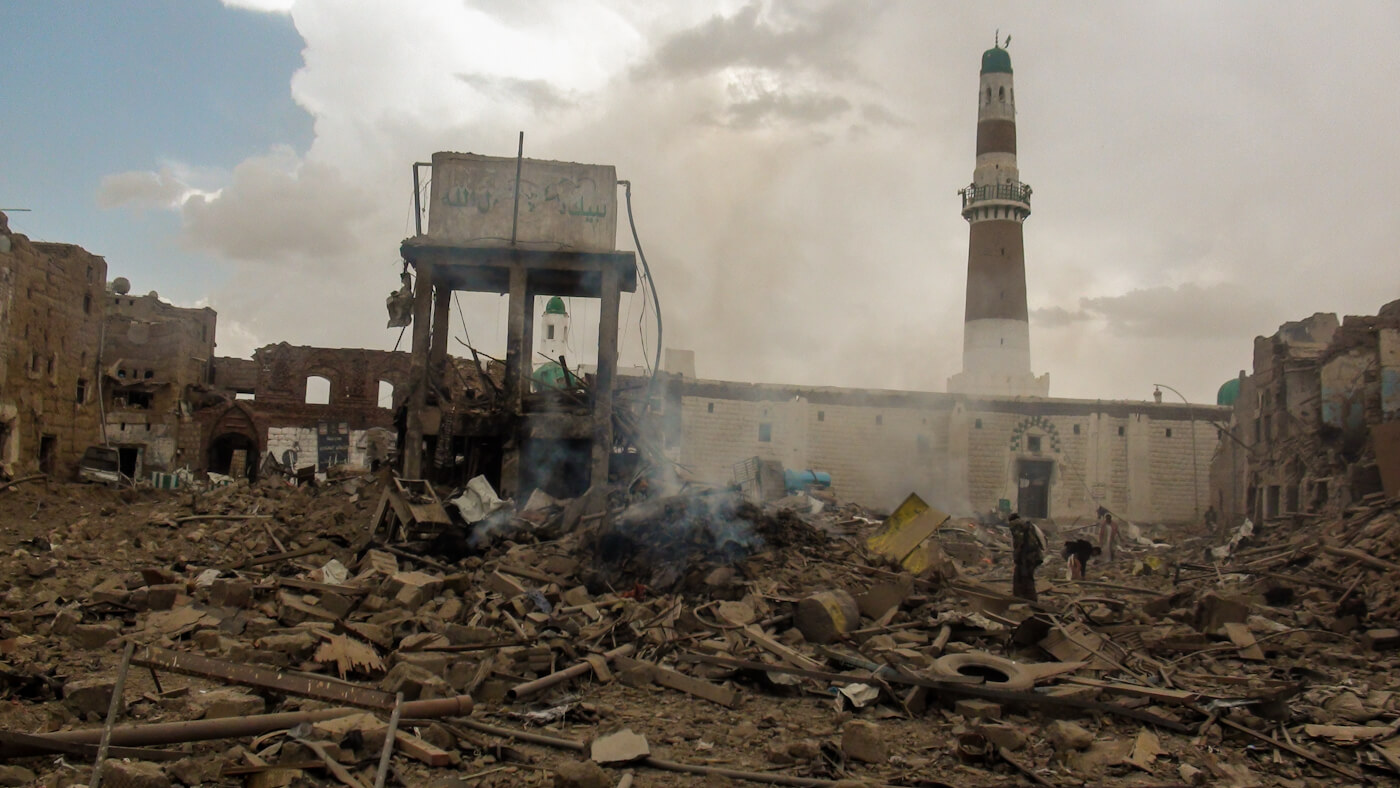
[502,267,528,415]
[590,265,621,494]
[430,282,451,373]
[402,263,435,479]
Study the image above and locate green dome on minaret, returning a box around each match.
[981,46,1012,75]
[544,296,567,315]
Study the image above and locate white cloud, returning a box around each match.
[221,0,295,14]
[98,1,1400,402]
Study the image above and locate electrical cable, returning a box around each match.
[619,180,662,406]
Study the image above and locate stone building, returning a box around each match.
[101,280,217,477]
[1211,300,1400,524]
[201,343,496,479]
[667,377,1220,523]
[0,214,108,478]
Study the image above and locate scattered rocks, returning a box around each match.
[1046,720,1095,752]
[841,720,888,764]
[553,759,610,788]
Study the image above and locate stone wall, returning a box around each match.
[672,376,1223,523]
[0,224,107,478]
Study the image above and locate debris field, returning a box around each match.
[2,473,1400,787]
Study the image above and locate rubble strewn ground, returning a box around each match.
[2,474,1399,787]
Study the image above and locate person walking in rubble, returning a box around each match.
[1008,513,1045,601]
[1097,508,1119,561]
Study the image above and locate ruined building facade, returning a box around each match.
[0,218,107,478]
[101,283,217,478]
[1211,300,1400,524]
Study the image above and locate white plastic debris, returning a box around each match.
[450,475,509,523]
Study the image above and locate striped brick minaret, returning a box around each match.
[948,42,1049,398]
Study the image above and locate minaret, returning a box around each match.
[947,40,1049,398]
[532,296,573,391]
[539,296,569,361]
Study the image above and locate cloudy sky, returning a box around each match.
[4,1,1397,403]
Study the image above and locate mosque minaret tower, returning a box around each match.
[947,38,1049,398]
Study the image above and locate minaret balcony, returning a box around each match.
[960,181,1032,213]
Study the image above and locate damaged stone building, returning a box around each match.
[203,343,494,480]
[0,215,107,478]
[0,210,498,483]
[1211,299,1400,524]
[101,279,216,478]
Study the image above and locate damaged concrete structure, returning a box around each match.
[1211,299,1400,524]
[0,215,107,478]
[397,152,636,501]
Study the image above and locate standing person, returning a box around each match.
[1098,510,1119,561]
[1008,513,1044,601]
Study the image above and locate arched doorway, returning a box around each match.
[203,403,261,481]
[208,432,258,481]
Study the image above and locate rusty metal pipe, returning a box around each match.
[507,644,635,701]
[0,695,472,760]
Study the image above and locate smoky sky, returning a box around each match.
[95,0,1400,403]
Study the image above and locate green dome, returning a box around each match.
[532,361,570,392]
[981,47,1012,75]
[1217,378,1241,406]
[544,296,567,316]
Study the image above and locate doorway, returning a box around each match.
[38,434,57,476]
[208,432,258,481]
[1016,459,1054,519]
[117,447,140,479]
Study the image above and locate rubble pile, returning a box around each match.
[1,475,1400,787]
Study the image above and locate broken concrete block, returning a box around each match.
[974,723,1026,751]
[387,571,443,608]
[210,578,252,608]
[101,759,171,788]
[856,576,913,619]
[0,765,36,787]
[552,759,610,788]
[64,677,122,718]
[313,712,389,751]
[840,720,888,763]
[381,661,449,701]
[140,567,180,587]
[1362,628,1400,650]
[255,630,318,659]
[198,689,266,719]
[1193,593,1250,636]
[1046,720,1094,751]
[955,698,1002,721]
[48,606,81,636]
[70,622,120,650]
[167,756,222,786]
[590,728,650,764]
[393,651,451,676]
[145,583,184,611]
[485,570,528,599]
